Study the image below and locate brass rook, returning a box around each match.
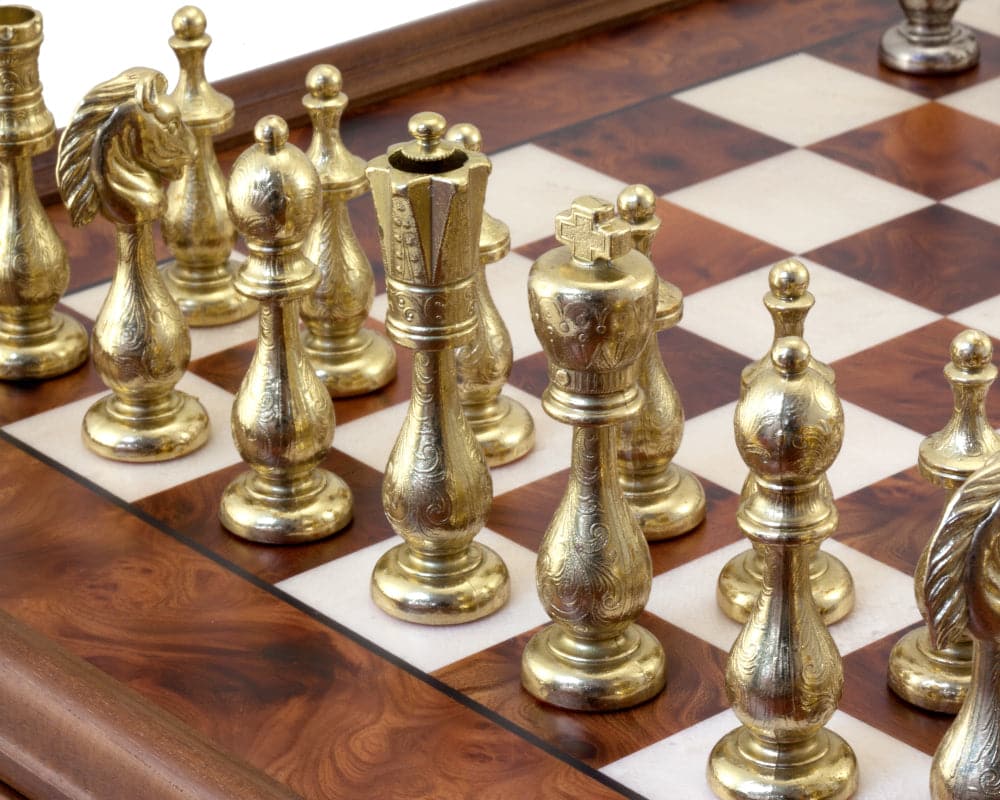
[56,68,209,461]
[221,116,352,544]
[880,0,979,74]
[367,112,509,624]
[522,195,665,711]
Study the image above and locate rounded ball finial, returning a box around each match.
[445,122,482,153]
[769,258,810,300]
[617,184,657,225]
[255,115,289,154]
[306,64,342,99]
[951,329,993,372]
[771,336,811,376]
[172,5,206,39]
[409,111,447,145]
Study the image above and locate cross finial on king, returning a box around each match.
[555,196,632,263]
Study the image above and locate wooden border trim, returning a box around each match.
[0,610,303,800]
[35,0,696,204]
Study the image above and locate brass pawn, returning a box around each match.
[717,258,855,624]
[367,112,509,624]
[708,336,857,800]
[446,122,535,466]
[56,68,209,462]
[221,116,352,544]
[0,6,87,379]
[615,184,705,540]
[889,329,1000,713]
[522,196,665,711]
[161,5,256,326]
[300,64,396,397]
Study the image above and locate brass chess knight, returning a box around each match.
[56,68,209,462]
[522,196,665,711]
[161,6,255,326]
[367,112,509,624]
[889,330,1000,713]
[221,115,352,544]
[0,6,88,379]
[300,64,396,397]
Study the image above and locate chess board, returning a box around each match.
[4,0,1000,797]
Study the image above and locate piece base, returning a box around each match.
[717,548,854,625]
[82,390,209,462]
[465,394,536,467]
[627,465,707,541]
[708,728,858,800]
[0,311,88,380]
[371,541,510,625]
[303,328,397,398]
[219,468,353,545]
[887,626,970,713]
[521,623,666,711]
[162,257,258,327]
[879,23,980,74]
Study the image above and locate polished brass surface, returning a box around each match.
[719,258,854,624]
[219,116,352,544]
[921,454,1000,799]
[300,64,396,397]
[708,336,857,800]
[522,195,665,711]
[889,329,1000,713]
[446,122,535,467]
[615,184,704,540]
[56,68,209,462]
[367,112,509,624]
[0,6,87,380]
[880,0,979,74]
[160,6,254,326]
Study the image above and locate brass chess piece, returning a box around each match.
[522,195,665,711]
[708,336,857,800]
[161,5,256,326]
[56,68,209,462]
[0,6,87,379]
[717,259,855,624]
[300,64,396,397]
[888,329,1000,713]
[615,184,705,540]
[367,112,509,624]
[445,122,534,466]
[220,116,352,544]
[880,0,979,74]
[922,454,1000,800]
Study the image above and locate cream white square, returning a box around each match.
[674,53,925,147]
[665,149,934,253]
[952,291,1000,339]
[957,0,1000,37]
[3,372,240,502]
[939,75,1000,126]
[944,178,1000,227]
[276,528,547,673]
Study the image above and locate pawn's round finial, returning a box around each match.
[445,122,482,153]
[769,258,810,300]
[172,5,206,39]
[772,335,811,376]
[306,64,342,99]
[617,184,657,225]
[255,115,288,153]
[952,329,993,372]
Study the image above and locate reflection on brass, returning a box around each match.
[161,6,255,326]
[615,184,704,540]
[889,330,1000,713]
[708,337,858,800]
[300,64,396,397]
[718,259,854,624]
[446,122,534,467]
[880,0,979,74]
[367,112,509,624]
[220,116,352,544]
[57,69,209,461]
[0,6,87,379]
[522,196,665,711]
[921,453,1000,799]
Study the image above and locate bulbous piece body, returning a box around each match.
[0,6,87,379]
[879,0,979,73]
[366,112,509,624]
